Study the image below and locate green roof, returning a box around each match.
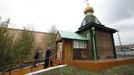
[81,14,101,27]
[58,31,88,40]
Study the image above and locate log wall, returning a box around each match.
[96,30,115,59]
[63,39,73,60]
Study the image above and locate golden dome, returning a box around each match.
[84,5,94,14]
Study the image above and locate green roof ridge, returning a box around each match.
[59,31,88,40]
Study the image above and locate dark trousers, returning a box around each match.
[44,59,49,68]
[44,58,52,68]
[34,59,38,67]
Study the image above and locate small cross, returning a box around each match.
[85,0,89,5]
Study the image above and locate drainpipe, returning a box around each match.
[92,27,97,61]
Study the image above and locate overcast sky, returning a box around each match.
[0,0,134,45]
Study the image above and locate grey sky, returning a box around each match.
[91,0,134,45]
[0,0,134,45]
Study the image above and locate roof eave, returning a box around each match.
[62,37,88,41]
[76,22,117,33]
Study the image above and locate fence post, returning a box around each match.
[31,61,34,72]
[19,64,23,75]
[8,68,11,75]
[49,57,50,67]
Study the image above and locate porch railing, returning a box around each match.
[0,53,58,75]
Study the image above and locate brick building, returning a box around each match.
[8,28,48,57]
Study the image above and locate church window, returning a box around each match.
[73,40,87,49]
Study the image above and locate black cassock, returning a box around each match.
[34,51,39,67]
[34,52,39,59]
[44,49,52,68]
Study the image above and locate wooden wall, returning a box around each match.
[96,30,115,59]
[77,30,92,60]
[73,49,88,60]
[63,39,73,60]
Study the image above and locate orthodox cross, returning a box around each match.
[85,0,89,5]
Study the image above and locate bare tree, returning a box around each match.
[13,27,35,63]
[44,25,57,53]
[0,19,15,75]
[0,18,35,75]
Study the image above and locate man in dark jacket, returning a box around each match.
[44,47,52,68]
[34,49,41,67]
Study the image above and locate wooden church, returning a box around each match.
[56,4,117,61]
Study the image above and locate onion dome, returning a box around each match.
[80,5,101,27]
[84,5,94,14]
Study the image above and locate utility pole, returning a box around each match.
[117,30,126,57]
[117,30,122,47]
